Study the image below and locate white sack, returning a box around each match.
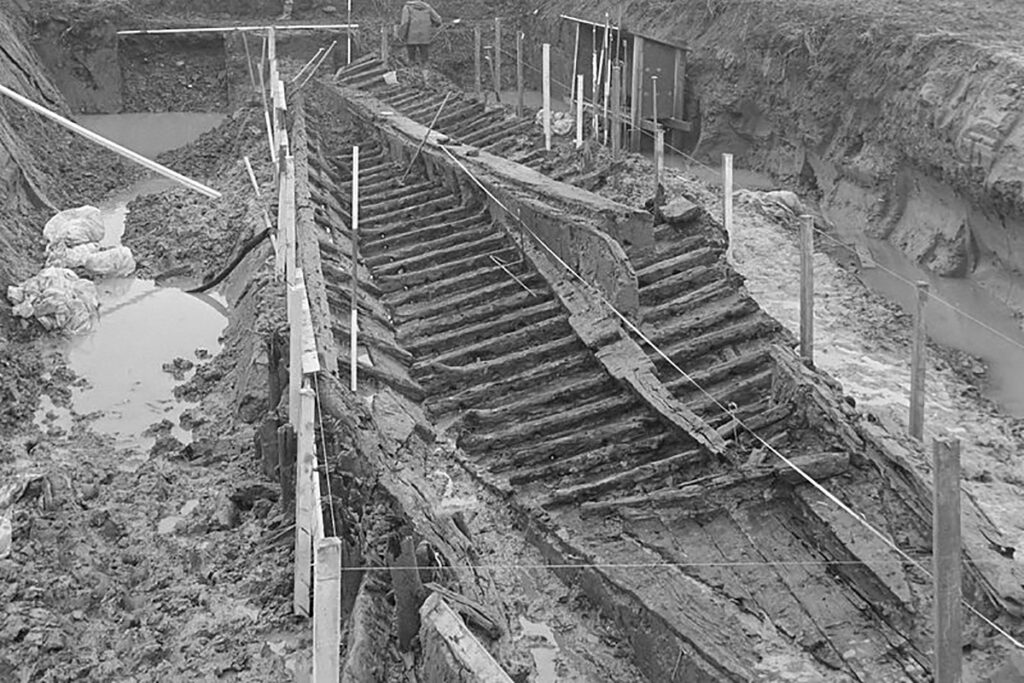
[6,267,100,335]
[43,206,105,246]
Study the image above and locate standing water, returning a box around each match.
[40,113,227,455]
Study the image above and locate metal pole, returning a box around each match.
[932,436,962,683]
[543,43,552,151]
[652,75,659,128]
[346,0,352,64]
[799,214,814,364]
[654,127,665,189]
[350,146,359,393]
[591,26,599,141]
[723,153,734,261]
[910,281,930,439]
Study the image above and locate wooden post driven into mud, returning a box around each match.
[799,215,814,364]
[515,31,524,118]
[293,381,315,617]
[932,436,963,683]
[346,0,353,64]
[654,127,665,190]
[474,27,483,99]
[723,153,734,262]
[494,18,502,94]
[542,43,552,151]
[313,537,343,682]
[591,26,599,142]
[576,74,584,149]
[910,281,930,440]
[611,64,622,157]
[381,24,390,65]
[651,75,659,129]
[350,146,360,393]
[630,36,644,151]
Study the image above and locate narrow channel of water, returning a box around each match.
[37,113,227,454]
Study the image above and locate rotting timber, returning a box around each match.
[292,61,1024,681]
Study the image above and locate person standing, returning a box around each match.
[399,0,442,65]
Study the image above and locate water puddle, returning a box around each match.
[519,616,560,682]
[36,113,228,452]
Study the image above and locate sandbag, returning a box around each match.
[43,206,105,246]
[45,241,101,270]
[533,109,575,136]
[6,267,100,335]
[84,245,136,277]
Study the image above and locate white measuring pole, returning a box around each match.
[346,0,353,64]
[723,153,734,261]
[0,84,220,199]
[576,74,584,149]
[542,43,552,151]
[350,146,360,393]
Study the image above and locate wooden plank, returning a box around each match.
[933,437,962,683]
[673,48,685,119]
[419,594,514,682]
[799,214,814,362]
[299,273,322,375]
[288,276,303,429]
[313,537,343,683]
[118,23,358,35]
[282,155,297,282]
[294,385,316,617]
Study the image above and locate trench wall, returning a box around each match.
[532,0,1024,282]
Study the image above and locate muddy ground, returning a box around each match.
[2,0,1024,680]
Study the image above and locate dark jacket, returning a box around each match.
[399,1,442,45]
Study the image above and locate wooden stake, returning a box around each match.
[601,13,611,145]
[241,32,258,92]
[591,26,599,142]
[910,281,930,440]
[515,31,524,117]
[799,214,814,364]
[630,36,644,151]
[651,75,659,128]
[570,22,580,113]
[381,24,390,65]
[268,26,276,63]
[244,156,261,197]
[346,0,353,64]
[350,146,360,393]
[494,18,502,93]
[723,152,734,261]
[293,382,315,617]
[611,64,622,156]
[542,43,552,151]
[654,127,665,189]
[576,74,584,149]
[932,436,962,683]
[474,27,482,99]
[313,537,343,683]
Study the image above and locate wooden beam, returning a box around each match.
[0,83,220,199]
[800,214,814,363]
[293,377,315,617]
[932,436,963,683]
[313,537,342,683]
[117,24,358,35]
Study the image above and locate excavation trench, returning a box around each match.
[35,113,227,454]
